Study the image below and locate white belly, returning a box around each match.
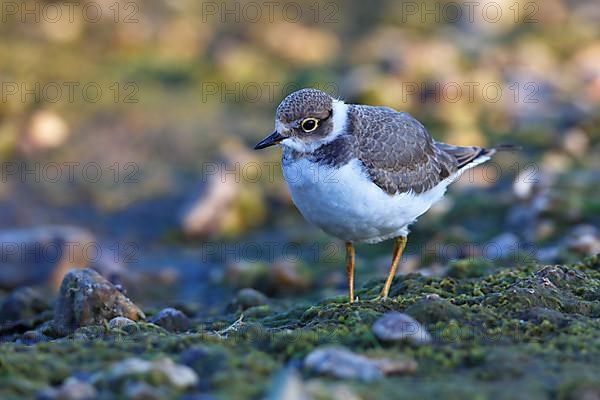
[282,158,452,243]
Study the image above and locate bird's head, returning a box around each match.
[254,88,347,153]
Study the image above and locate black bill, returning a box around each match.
[254,130,286,149]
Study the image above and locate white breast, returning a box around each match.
[282,158,454,243]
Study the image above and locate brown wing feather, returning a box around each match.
[349,105,459,195]
[434,143,489,169]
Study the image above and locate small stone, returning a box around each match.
[52,268,145,336]
[94,357,199,389]
[566,224,600,256]
[232,288,269,311]
[305,347,383,381]
[372,312,432,345]
[148,308,190,332]
[18,330,51,345]
[108,317,137,329]
[0,286,51,323]
[305,347,417,381]
[38,377,97,400]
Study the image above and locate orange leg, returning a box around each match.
[345,241,355,304]
[380,236,407,299]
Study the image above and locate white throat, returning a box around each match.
[280,99,348,153]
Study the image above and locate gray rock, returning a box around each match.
[148,308,190,332]
[38,377,97,400]
[305,347,383,381]
[305,347,417,381]
[372,312,432,345]
[17,329,51,345]
[566,224,600,256]
[93,357,198,389]
[52,268,145,336]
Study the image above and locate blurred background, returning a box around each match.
[0,0,598,312]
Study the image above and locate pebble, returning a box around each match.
[52,268,145,336]
[566,224,600,256]
[304,346,417,381]
[232,288,269,310]
[372,312,432,345]
[305,347,383,381]
[94,357,199,389]
[18,330,51,345]
[38,377,97,400]
[108,317,137,330]
[149,308,190,332]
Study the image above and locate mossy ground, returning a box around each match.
[1,256,600,399]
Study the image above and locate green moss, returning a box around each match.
[447,258,495,279]
[2,258,600,398]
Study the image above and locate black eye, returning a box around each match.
[301,118,319,132]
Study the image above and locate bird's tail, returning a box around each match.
[490,144,522,152]
[436,142,520,170]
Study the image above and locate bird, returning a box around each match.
[254,88,515,303]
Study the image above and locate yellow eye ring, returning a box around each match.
[301,118,319,132]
